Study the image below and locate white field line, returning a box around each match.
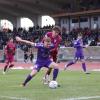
[61,96,100,100]
[0,95,31,100]
[11,66,33,70]
[92,69,100,71]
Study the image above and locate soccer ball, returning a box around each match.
[49,81,58,89]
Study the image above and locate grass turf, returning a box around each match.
[0,69,100,100]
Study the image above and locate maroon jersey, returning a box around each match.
[46,32,62,62]
[46,32,62,52]
[5,42,16,56]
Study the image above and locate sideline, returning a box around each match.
[0,95,31,100]
[61,96,100,100]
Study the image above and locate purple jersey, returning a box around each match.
[34,43,54,61]
[74,39,84,59]
[33,43,54,71]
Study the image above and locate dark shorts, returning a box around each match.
[33,59,52,72]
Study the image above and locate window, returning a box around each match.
[72,18,78,23]
[80,17,88,22]
[62,19,65,24]
[93,17,98,21]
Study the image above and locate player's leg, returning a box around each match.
[81,59,87,73]
[43,68,59,84]
[22,65,39,86]
[46,57,55,75]
[64,58,77,70]
[51,55,59,81]
[43,68,52,84]
[43,54,57,84]
[3,58,9,74]
[3,64,9,74]
[49,62,59,69]
[49,62,62,87]
[43,64,59,82]
[9,63,14,68]
[30,54,34,63]
[80,55,87,73]
[81,59,90,74]
[49,62,59,81]
[52,68,59,81]
[8,56,14,68]
[45,68,52,76]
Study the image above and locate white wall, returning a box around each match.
[70,18,79,30]
[60,15,100,31]
[60,18,69,31]
[80,17,89,28]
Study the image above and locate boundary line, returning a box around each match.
[61,96,100,100]
[0,95,31,100]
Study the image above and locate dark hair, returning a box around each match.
[52,26,61,34]
[8,37,13,41]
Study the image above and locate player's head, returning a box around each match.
[43,37,51,48]
[52,26,61,37]
[77,33,82,39]
[9,37,13,42]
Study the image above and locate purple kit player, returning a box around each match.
[65,34,90,74]
[16,36,60,87]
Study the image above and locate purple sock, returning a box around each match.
[23,74,32,86]
[53,69,59,81]
[67,61,74,67]
[82,63,86,72]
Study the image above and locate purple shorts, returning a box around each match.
[75,52,84,60]
[33,59,52,72]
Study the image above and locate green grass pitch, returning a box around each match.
[0,69,100,100]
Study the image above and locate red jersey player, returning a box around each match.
[3,38,16,74]
[43,26,62,84]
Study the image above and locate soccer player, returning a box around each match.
[42,26,62,84]
[3,38,16,74]
[16,36,60,87]
[64,34,90,74]
[29,52,34,63]
[24,51,29,63]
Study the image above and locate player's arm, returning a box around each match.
[50,42,59,51]
[16,37,35,46]
[13,46,16,55]
[83,40,91,48]
[4,46,7,55]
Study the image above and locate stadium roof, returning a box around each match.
[0,0,67,17]
[0,0,100,17]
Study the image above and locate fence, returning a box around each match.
[0,46,100,62]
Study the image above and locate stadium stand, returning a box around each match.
[0,26,99,49]
[0,25,100,62]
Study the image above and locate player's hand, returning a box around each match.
[16,37,22,42]
[85,44,89,48]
